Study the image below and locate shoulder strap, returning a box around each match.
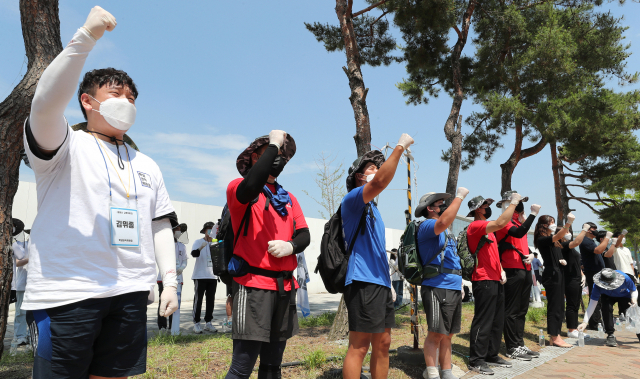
[422,225,450,267]
[497,233,528,262]
[346,203,369,256]
[233,193,262,246]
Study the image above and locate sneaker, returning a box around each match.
[204,322,218,333]
[15,337,29,346]
[193,322,203,334]
[506,347,532,361]
[469,363,494,375]
[606,334,617,347]
[520,346,540,358]
[486,356,513,368]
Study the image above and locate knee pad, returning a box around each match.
[257,364,281,379]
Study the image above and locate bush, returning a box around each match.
[299,311,336,328]
[304,350,326,370]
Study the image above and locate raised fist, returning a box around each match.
[567,213,576,224]
[83,6,117,40]
[397,133,414,150]
[268,130,286,149]
[456,187,470,200]
[530,204,541,216]
[510,192,523,205]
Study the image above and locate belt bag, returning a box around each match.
[228,255,296,304]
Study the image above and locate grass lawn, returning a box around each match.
[1,295,601,378]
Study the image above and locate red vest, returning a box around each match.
[495,215,532,270]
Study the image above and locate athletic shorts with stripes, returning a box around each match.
[232,281,299,343]
[421,286,462,335]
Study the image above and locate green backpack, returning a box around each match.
[456,225,493,281]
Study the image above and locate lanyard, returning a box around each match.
[91,133,138,201]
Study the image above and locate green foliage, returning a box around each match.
[299,311,337,328]
[0,350,33,365]
[304,350,327,370]
[526,303,548,323]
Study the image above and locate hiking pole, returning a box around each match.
[405,150,420,350]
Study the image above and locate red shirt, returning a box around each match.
[467,220,501,281]
[494,214,532,271]
[226,178,308,291]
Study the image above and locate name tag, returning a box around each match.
[110,206,140,247]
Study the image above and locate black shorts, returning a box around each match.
[232,281,299,343]
[345,281,395,333]
[30,291,148,379]
[421,286,462,335]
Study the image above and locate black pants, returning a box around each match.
[534,270,541,284]
[564,278,582,330]
[469,281,504,366]
[225,339,287,379]
[541,272,564,336]
[503,268,532,350]
[584,270,603,330]
[601,294,631,335]
[193,279,217,323]
[157,282,174,329]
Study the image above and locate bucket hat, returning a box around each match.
[415,192,451,218]
[200,221,215,234]
[236,134,296,177]
[12,218,24,237]
[466,196,494,218]
[346,150,385,192]
[496,190,529,208]
[593,268,626,291]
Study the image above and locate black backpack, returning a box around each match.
[315,204,369,294]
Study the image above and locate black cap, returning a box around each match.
[200,221,214,234]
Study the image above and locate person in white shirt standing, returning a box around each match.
[11,220,29,350]
[611,230,636,281]
[22,7,178,378]
[191,222,219,333]
[157,223,188,334]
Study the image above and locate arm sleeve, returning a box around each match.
[236,145,278,204]
[152,218,177,288]
[191,249,201,257]
[30,28,96,151]
[291,228,310,254]
[632,290,638,303]
[583,299,598,324]
[507,214,536,238]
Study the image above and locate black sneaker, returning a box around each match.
[606,334,617,347]
[521,346,540,358]
[506,346,532,361]
[486,356,513,368]
[469,363,494,375]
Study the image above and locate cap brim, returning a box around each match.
[496,196,529,208]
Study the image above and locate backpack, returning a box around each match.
[315,204,369,294]
[456,225,494,281]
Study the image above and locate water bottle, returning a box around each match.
[578,331,585,347]
[539,329,545,347]
[615,318,621,331]
[597,323,604,338]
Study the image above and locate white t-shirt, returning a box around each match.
[22,125,174,310]
[191,238,218,280]
[157,242,188,284]
[614,247,635,276]
[12,240,29,291]
[389,259,401,281]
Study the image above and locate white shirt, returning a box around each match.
[389,259,401,281]
[613,247,635,276]
[12,240,29,291]
[158,242,188,283]
[191,238,218,280]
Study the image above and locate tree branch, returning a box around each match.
[352,0,388,18]
[453,25,463,40]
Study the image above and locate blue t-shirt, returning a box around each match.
[580,238,605,273]
[531,258,542,271]
[591,270,637,300]
[342,186,390,288]
[416,219,461,290]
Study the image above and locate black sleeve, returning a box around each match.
[507,214,536,238]
[152,211,178,228]
[191,249,200,257]
[290,227,310,254]
[236,144,279,204]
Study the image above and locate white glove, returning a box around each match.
[566,213,575,225]
[631,290,638,305]
[456,187,470,200]
[397,133,414,150]
[559,259,567,266]
[500,270,507,284]
[612,238,618,246]
[159,285,179,317]
[606,231,613,239]
[268,130,286,149]
[622,229,629,235]
[577,322,588,332]
[176,268,184,276]
[582,223,590,232]
[530,204,541,216]
[510,192,523,205]
[267,240,294,258]
[523,254,535,264]
[581,275,586,287]
[82,6,117,41]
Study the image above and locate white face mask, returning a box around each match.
[564,233,572,241]
[548,224,557,232]
[174,231,181,239]
[365,173,375,182]
[89,95,136,131]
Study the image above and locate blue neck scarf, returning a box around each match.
[263,182,292,217]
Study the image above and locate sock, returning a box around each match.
[441,369,458,379]
[426,366,440,379]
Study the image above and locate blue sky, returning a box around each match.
[1,1,638,231]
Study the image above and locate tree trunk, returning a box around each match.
[336,0,372,157]
[549,142,566,227]
[0,0,62,359]
[444,0,476,202]
[327,294,349,340]
[499,130,548,195]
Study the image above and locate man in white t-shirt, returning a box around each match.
[10,220,28,350]
[191,222,219,334]
[157,223,188,333]
[22,7,178,378]
[612,231,636,280]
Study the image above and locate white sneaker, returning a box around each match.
[567,330,590,339]
[193,322,203,334]
[204,322,218,333]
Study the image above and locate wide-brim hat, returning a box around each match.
[466,196,494,217]
[415,192,451,218]
[72,122,140,151]
[593,268,626,291]
[200,221,214,234]
[179,223,188,233]
[236,134,296,177]
[346,150,386,192]
[496,190,529,208]
[12,218,24,237]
